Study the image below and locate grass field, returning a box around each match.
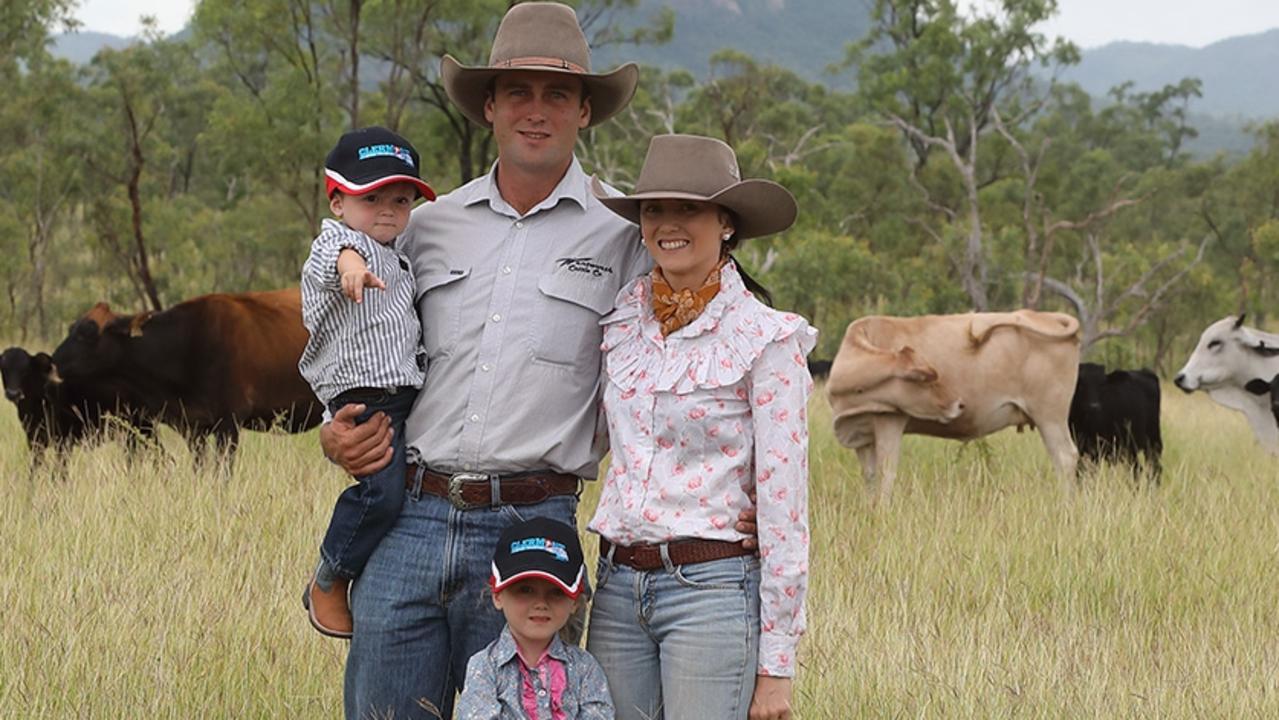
[3,384,1279,718]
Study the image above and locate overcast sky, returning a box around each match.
[76,0,1279,49]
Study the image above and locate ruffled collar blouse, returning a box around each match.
[588,261,817,677]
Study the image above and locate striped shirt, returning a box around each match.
[299,218,425,405]
[401,157,651,478]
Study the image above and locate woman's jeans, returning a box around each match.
[321,386,417,579]
[587,552,762,720]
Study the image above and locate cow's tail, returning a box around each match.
[969,311,1080,345]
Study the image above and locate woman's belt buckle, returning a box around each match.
[447,472,489,510]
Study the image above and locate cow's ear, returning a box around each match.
[1234,313,1247,330]
[1244,378,1272,396]
[1249,340,1279,358]
[32,352,52,371]
[127,312,155,338]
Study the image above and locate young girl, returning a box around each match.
[586,134,815,720]
[457,517,614,719]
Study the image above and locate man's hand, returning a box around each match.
[749,676,793,720]
[320,403,393,477]
[735,490,759,551]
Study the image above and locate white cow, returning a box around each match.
[1174,314,1279,455]
[828,310,1082,504]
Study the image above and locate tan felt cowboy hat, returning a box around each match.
[440,2,639,129]
[592,134,799,239]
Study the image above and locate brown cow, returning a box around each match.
[828,310,1081,504]
[50,288,323,462]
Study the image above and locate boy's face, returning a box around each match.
[492,578,577,650]
[330,182,416,245]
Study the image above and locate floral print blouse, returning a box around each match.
[588,261,816,677]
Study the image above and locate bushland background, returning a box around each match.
[5,0,1279,716]
[3,0,1279,365]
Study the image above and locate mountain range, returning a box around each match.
[48,2,1278,154]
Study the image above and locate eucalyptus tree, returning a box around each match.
[843,0,1078,310]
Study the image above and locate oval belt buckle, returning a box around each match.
[447,472,488,510]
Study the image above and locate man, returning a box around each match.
[320,4,742,718]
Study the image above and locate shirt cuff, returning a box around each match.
[758,631,800,678]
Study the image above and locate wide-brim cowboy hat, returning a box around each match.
[591,134,798,239]
[441,2,639,129]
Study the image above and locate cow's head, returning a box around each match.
[828,339,964,424]
[1174,314,1279,393]
[1,347,54,403]
[50,302,149,381]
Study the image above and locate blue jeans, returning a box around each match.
[344,491,579,720]
[586,551,762,720]
[321,386,417,579]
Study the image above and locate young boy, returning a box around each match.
[456,518,614,719]
[298,126,435,638]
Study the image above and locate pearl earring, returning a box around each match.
[721,232,731,242]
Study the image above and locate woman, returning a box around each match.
[586,134,815,720]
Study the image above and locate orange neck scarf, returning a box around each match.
[651,261,726,337]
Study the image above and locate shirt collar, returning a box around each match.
[493,624,573,667]
[465,156,589,218]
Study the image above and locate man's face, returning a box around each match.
[329,182,417,244]
[484,71,591,181]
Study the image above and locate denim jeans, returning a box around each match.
[322,386,417,579]
[586,552,762,720]
[344,491,579,720]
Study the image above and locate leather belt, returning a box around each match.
[600,537,752,571]
[404,465,580,510]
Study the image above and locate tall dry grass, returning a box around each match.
[2,385,1278,718]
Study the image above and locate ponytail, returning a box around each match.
[726,253,773,307]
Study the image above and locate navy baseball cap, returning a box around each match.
[324,126,435,200]
[491,517,585,599]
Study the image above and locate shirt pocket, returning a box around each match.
[416,269,469,356]
[529,273,617,369]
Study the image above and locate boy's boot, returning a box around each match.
[303,562,353,639]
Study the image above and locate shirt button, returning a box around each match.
[538,689,546,696]
[491,313,502,322]
[502,266,512,275]
[515,221,525,229]
[481,363,493,372]
[469,414,480,423]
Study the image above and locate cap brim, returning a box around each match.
[490,565,585,599]
[441,55,639,129]
[590,175,797,239]
[325,169,436,201]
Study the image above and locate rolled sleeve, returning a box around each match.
[748,334,813,678]
[302,220,373,291]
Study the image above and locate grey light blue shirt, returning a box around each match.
[456,625,614,720]
[402,157,650,478]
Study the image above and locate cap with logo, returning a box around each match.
[491,516,586,599]
[324,125,436,200]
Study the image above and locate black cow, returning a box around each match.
[1243,373,1279,428]
[50,289,323,463]
[1,346,154,462]
[1068,362,1162,481]
[807,358,832,380]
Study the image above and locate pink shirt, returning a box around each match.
[518,649,568,720]
[589,262,816,677]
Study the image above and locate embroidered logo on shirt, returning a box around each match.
[510,537,570,562]
[556,257,614,277]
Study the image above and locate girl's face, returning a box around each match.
[638,199,734,289]
[492,578,577,654]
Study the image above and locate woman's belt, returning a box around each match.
[404,465,580,510]
[599,537,753,571]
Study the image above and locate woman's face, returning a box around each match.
[639,199,734,289]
